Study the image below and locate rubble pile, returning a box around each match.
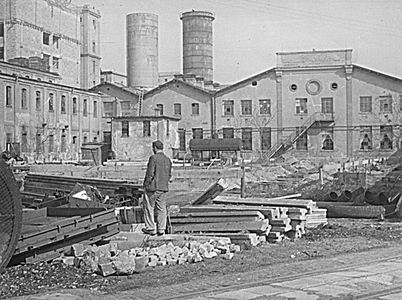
[58,238,241,277]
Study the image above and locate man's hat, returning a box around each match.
[152,140,164,150]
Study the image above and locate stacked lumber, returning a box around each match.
[10,208,119,265]
[192,178,229,205]
[169,210,271,248]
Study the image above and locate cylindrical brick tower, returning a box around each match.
[180,11,214,82]
[126,13,159,89]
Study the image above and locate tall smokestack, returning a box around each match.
[126,13,159,89]
[180,11,214,82]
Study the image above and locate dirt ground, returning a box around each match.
[2,218,402,299]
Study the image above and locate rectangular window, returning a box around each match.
[295,127,308,150]
[21,88,27,109]
[143,120,150,137]
[223,100,234,116]
[242,128,252,150]
[43,54,50,68]
[48,93,54,111]
[241,100,252,115]
[93,100,98,117]
[259,99,271,115]
[49,135,54,152]
[322,128,334,150]
[0,47,4,60]
[53,35,59,48]
[156,104,163,115]
[222,127,234,139]
[192,128,203,139]
[36,91,41,111]
[21,132,28,153]
[92,41,96,53]
[192,103,200,115]
[61,95,66,114]
[380,125,393,150]
[174,103,181,115]
[92,60,96,73]
[179,129,186,151]
[399,95,402,112]
[360,96,372,113]
[321,97,334,113]
[36,133,42,154]
[52,57,59,70]
[122,120,129,137]
[166,120,170,137]
[61,134,67,152]
[6,86,12,106]
[103,102,113,117]
[83,99,88,116]
[295,98,308,114]
[72,97,77,114]
[360,126,372,150]
[380,95,392,113]
[260,127,271,150]
[0,23,4,37]
[43,32,50,45]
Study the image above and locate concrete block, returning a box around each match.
[109,242,118,256]
[62,257,75,266]
[204,251,218,259]
[186,254,195,263]
[71,243,85,257]
[193,253,203,263]
[230,244,241,253]
[157,259,167,266]
[177,257,187,265]
[148,255,158,267]
[113,251,136,275]
[134,256,148,272]
[223,253,234,260]
[98,262,116,277]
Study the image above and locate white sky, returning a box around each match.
[72,0,402,84]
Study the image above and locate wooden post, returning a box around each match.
[240,158,245,198]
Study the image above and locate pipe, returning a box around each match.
[329,191,339,201]
[338,190,353,202]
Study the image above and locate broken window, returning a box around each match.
[72,97,77,114]
[295,127,308,150]
[48,93,54,111]
[360,126,373,150]
[43,32,50,45]
[83,99,88,116]
[174,103,181,116]
[322,128,334,150]
[53,35,59,48]
[192,103,199,115]
[360,96,372,113]
[179,129,186,151]
[103,102,113,117]
[260,127,271,150]
[52,57,59,70]
[321,97,333,113]
[143,120,150,137]
[49,135,54,152]
[223,100,234,116]
[380,95,392,113]
[222,127,234,139]
[242,128,252,150]
[241,100,252,115]
[21,88,27,109]
[61,95,66,114]
[156,104,163,116]
[380,125,393,150]
[259,99,271,115]
[192,128,203,139]
[36,91,41,111]
[295,98,308,114]
[122,120,130,137]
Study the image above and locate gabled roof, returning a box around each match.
[215,68,276,96]
[144,78,213,98]
[90,81,140,97]
[352,64,402,84]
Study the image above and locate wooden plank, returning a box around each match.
[324,205,384,219]
[47,207,106,217]
[171,216,262,224]
[171,211,264,219]
[180,205,280,219]
[192,178,229,205]
[171,220,269,234]
[213,196,316,211]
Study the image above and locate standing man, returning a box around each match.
[142,140,172,236]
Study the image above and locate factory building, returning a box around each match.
[0,0,101,89]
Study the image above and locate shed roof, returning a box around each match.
[189,138,242,151]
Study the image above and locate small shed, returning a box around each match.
[189,138,242,164]
[81,143,110,165]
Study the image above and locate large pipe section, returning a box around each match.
[180,11,214,82]
[126,13,159,89]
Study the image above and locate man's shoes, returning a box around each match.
[142,228,156,235]
[157,232,165,236]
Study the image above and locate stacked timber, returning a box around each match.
[173,194,327,244]
[10,208,119,265]
[170,210,271,247]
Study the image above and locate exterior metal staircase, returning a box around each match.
[267,112,334,159]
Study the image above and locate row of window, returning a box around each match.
[156,103,201,116]
[4,86,97,117]
[223,99,271,116]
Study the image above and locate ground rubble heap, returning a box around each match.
[57,238,241,277]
